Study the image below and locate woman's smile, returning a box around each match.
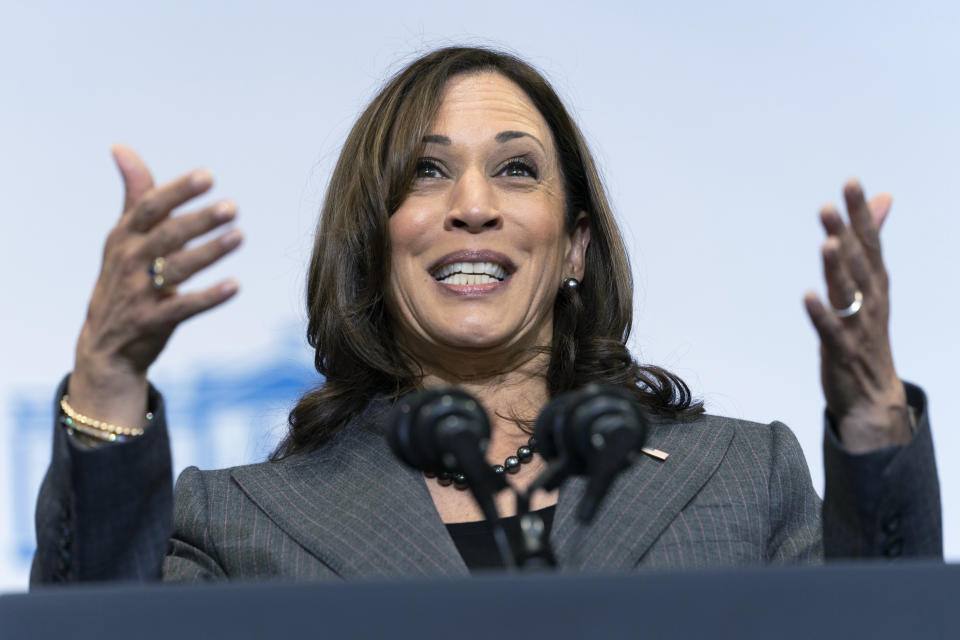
[429,250,515,296]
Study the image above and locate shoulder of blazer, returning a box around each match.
[552,412,796,570]
[210,396,470,579]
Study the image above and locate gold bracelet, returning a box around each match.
[60,396,149,438]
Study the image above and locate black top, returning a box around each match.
[446,506,557,571]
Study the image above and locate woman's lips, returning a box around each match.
[428,249,516,297]
[428,249,516,277]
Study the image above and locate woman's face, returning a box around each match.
[388,72,589,365]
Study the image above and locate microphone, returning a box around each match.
[533,385,650,523]
[386,388,515,569]
[387,388,490,474]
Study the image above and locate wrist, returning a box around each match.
[60,394,149,444]
[69,352,149,429]
[836,384,912,453]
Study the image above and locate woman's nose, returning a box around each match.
[444,170,502,232]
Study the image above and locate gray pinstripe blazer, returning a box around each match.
[32,381,941,585]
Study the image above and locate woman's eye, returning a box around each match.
[500,159,538,179]
[414,159,445,179]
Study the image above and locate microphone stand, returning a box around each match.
[439,428,517,571]
[512,462,566,569]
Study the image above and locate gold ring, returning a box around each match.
[149,256,167,290]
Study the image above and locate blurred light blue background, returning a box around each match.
[2,0,957,590]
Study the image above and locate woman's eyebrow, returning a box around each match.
[422,134,451,145]
[495,130,545,152]
[421,131,545,153]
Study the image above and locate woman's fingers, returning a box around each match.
[868,192,893,229]
[844,179,884,269]
[157,279,240,326]
[804,291,851,359]
[112,145,155,214]
[821,237,861,310]
[125,169,214,233]
[819,203,873,299]
[142,200,237,257]
[819,204,845,236]
[159,228,244,288]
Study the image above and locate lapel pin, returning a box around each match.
[641,447,669,461]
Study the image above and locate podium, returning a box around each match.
[3,562,957,639]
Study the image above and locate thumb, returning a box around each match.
[868,192,893,230]
[111,144,154,215]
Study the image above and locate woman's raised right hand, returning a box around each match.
[67,146,242,430]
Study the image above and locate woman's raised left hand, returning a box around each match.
[804,178,912,453]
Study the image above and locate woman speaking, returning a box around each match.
[32,47,940,582]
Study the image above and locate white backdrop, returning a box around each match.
[2,0,957,590]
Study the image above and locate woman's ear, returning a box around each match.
[565,211,591,281]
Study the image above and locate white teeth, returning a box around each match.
[439,273,501,285]
[433,261,507,283]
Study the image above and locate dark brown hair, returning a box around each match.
[272,47,701,460]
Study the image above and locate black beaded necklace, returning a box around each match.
[425,436,537,490]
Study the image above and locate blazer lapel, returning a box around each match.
[551,416,735,571]
[230,399,469,579]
